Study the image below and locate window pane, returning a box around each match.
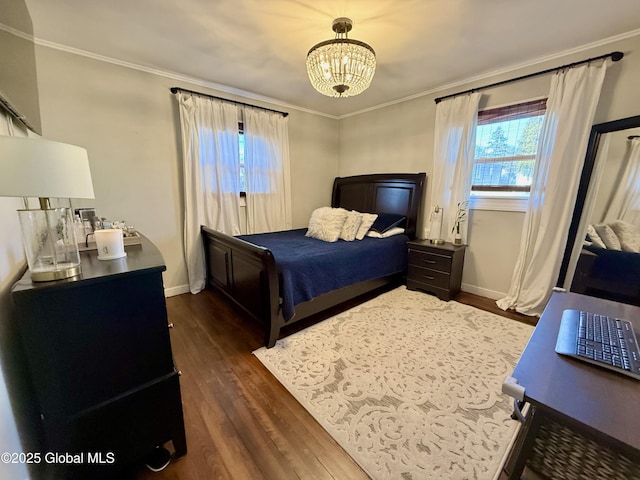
[473,103,544,191]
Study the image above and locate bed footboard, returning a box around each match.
[201,226,403,348]
[201,226,280,346]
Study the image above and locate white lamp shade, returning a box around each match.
[0,136,95,199]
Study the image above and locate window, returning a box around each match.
[472,99,546,194]
[238,122,245,194]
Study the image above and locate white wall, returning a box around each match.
[34,46,339,296]
[338,34,640,299]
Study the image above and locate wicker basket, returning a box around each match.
[526,419,640,480]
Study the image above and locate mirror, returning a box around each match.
[0,0,42,135]
[559,114,640,305]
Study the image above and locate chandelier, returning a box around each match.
[306,18,376,97]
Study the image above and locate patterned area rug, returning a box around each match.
[253,287,534,480]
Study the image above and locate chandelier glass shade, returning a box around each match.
[306,18,376,97]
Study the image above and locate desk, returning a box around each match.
[502,292,640,480]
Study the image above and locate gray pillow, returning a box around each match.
[355,213,378,240]
[587,224,606,249]
[339,210,363,241]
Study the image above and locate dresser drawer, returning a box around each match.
[16,273,175,419]
[408,249,453,272]
[407,264,450,289]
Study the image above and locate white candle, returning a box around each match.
[94,228,126,260]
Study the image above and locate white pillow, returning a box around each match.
[366,227,405,238]
[609,220,640,253]
[355,213,378,240]
[305,207,348,242]
[339,210,363,241]
[594,224,621,250]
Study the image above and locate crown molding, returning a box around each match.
[0,22,34,40]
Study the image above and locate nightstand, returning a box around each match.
[406,240,466,301]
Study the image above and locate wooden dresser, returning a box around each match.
[406,240,466,301]
[11,235,186,478]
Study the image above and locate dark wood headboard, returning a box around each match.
[331,173,426,239]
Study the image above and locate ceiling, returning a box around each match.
[22,0,640,117]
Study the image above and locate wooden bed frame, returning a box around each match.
[201,172,426,348]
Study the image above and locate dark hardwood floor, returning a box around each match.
[456,291,538,327]
[129,287,534,479]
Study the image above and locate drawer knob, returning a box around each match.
[168,322,174,328]
[178,370,183,376]
[423,275,435,280]
[423,259,436,264]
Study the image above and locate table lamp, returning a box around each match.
[0,136,95,281]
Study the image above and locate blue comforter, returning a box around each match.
[236,229,408,321]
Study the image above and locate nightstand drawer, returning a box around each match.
[407,265,450,289]
[408,249,452,272]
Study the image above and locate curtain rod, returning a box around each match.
[170,87,289,117]
[434,51,623,104]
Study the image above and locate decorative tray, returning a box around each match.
[78,232,142,251]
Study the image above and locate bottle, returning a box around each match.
[74,215,85,244]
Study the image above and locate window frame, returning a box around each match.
[470,98,546,212]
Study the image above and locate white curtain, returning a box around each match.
[178,92,241,293]
[497,61,609,315]
[603,137,640,227]
[430,93,482,243]
[243,108,292,233]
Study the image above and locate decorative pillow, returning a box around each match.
[305,207,348,242]
[339,210,363,241]
[370,213,406,234]
[355,213,378,240]
[609,220,640,253]
[366,227,405,238]
[594,224,621,250]
[586,224,606,249]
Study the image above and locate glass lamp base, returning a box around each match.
[30,264,81,282]
[18,207,82,282]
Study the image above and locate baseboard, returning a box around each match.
[164,284,190,298]
[461,283,505,301]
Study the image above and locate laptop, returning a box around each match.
[555,309,640,380]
